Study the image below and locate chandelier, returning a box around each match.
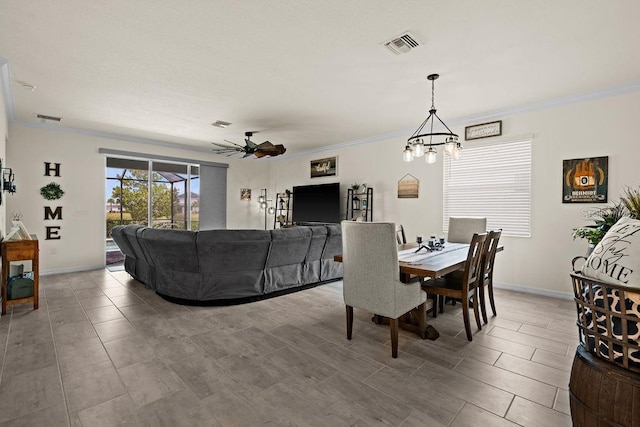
[404,73,461,164]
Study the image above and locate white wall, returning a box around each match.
[6,125,271,273]
[6,90,639,291]
[0,84,7,237]
[271,90,640,296]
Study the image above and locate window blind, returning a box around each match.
[443,139,532,237]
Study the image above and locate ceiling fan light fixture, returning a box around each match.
[211,130,286,158]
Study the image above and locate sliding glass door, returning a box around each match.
[105,157,200,265]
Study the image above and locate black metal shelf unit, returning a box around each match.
[345,187,373,221]
[273,191,292,228]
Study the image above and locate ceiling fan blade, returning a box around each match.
[212,142,240,150]
[256,141,275,150]
[222,139,247,149]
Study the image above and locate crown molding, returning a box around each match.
[1,57,638,159]
[279,81,640,159]
[0,57,16,122]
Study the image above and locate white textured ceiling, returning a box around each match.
[1,1,639,156]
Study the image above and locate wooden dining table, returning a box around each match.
[333,242,503,340]
[334,242,479,281]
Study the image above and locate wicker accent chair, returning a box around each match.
[569,272,640,426]
[341,221,427,358]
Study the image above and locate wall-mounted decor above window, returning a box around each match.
[310,156,337,178]
[465,120,502,140]
[563,156,608,203]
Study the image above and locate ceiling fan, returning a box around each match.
[211,131,286,158]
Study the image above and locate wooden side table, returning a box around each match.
[1,236,39,315]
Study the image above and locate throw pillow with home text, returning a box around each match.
[582,216,640,288]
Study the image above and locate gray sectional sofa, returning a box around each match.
[110,224,343,305]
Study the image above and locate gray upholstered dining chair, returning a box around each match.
[341,221,427,358]
[447,217,487,243]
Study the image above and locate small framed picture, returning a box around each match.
[240,188,251,201]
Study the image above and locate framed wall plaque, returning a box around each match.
[465,120,502,140]
[310,156,337,178]
[562,156,608,203]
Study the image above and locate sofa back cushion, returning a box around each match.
[137,228,199,273]
[264,227,312,292]
[197,230,272,273]
[195,230,272,300]
[320,223,344,280]
[267,227,312,267]
[111,225,135,258]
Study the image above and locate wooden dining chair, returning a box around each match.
[479,230,502,324]
[447,217,487,243]
[341,221,427,358]
[421,232,488,341]
[396,224,407,244]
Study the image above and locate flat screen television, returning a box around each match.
[292,183,341,224]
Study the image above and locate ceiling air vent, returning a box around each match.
[35,113,62,122]
[212,120,231,128]
[383,32,421,55]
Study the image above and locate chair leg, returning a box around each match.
[461,296,472,341]
[346,305,353,340]
[472,294,482,331]
[488,278,497,316]
[438,295,444,314]
[479,281,488,324]
[390,318,399,358]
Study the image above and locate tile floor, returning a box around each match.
[0,269,576,426]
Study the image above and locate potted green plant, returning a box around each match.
[572,202,626,253]
[621,186,640,219]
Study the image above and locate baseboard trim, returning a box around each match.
[41,265,107,276]
[494,282,573,300]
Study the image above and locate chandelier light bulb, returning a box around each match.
[260,201,267,209]
[258,195,265,204]
[425,148,437,164]
[452,143,462,160]
[267,206,275,215]
[413,141,425,158]
[444,137,456,156]
[403,145,414,162]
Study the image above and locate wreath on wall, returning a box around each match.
[40,182,65,200]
